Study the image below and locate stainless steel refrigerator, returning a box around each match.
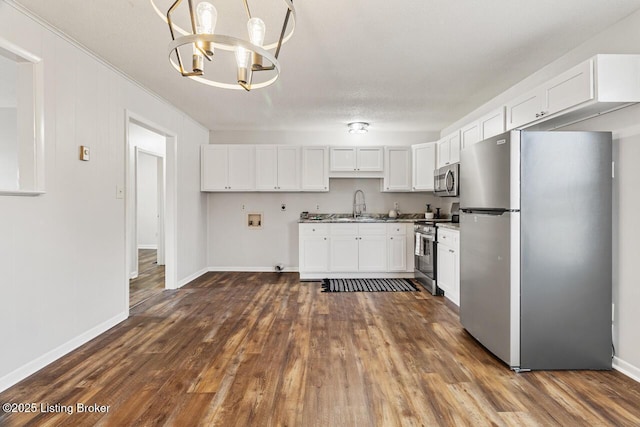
[459,130,612,371]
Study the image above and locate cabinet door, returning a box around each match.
[255,145,278,190]
[301,147,329,191]
[330,147,357,171]
[277,146,300,190]
[358,235,387,272]
[506,88,543,130]
[480,107,506,140]
[300,236,329,272]
[544,59,594,116]
[201,145,228,191]
[227,146,255,190]
[448,132,461,164]
[412,143,436,191]
[460,121,481,150]
[330,236,359,271]
[383,147,411,191]
[437,243,456,295]
[357,147,384,171]
[387,235,407,271]
[436,138,449,168]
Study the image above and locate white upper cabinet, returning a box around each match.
[329,146,384,175]
[506,60,593,130]
[479,106,506,140]
[301,146,329,191]
[201,145,255,191]
[412,142,436,191]
[383,146,411,192]
[255,145,300,191]
[460,107,506,150]
[437,131,461,168]
[460,121,481,150]
[504,55,640,131]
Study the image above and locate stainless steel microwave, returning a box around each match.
[434,163,460,197]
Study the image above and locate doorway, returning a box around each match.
[130,148,165,307]
[125,112,177,311]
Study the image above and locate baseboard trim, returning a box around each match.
[208,266,299,273]
[178,268,209,288]
[0,312,128,393]
[613,356,640,383]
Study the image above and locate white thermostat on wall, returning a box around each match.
[80,145,90,161]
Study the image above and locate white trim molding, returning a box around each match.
[613,357,640,383]
[178,268,209,288]
[0,312,127,393]
[208,266,300,273]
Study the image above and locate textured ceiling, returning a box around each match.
[10,0,640,133]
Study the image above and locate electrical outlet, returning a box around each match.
[316,204,320,211]
[394,202,399,209]
[116,185,124,199]
[281,203,286,211]
[242,204,245,210]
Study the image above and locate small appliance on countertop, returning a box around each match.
[450,202,460,223]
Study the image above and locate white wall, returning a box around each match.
[0,3,208,391]
[207,178,451,270]
[0,107,18,188]
[438,8,640,380]
[136,151,158,249]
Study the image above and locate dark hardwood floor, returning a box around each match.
[1,272,639,426]
[129,249,164,308]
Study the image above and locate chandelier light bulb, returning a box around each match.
[196,2,217,55]
[235,46,252,89]
[247,18,266,46]
[247,17,266,69]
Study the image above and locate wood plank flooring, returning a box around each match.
[129,249,164,308]
[1,272,639,426]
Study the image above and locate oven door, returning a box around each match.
[415,232,440,295]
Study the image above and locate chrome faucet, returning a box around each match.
[353,189,366,218]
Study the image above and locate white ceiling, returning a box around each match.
[11,0,640,134]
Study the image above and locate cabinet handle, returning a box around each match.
[324,237,327,240]
[449,249,454,253]
[390,237,394,240]
[312,228,316,231]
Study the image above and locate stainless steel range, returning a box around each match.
[414,223,441,295]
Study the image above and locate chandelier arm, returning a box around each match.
[186,0,198,34]
[242,0,252,20]
[274,6,292,60]
[167,0,188,76]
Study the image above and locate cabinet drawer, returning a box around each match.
[330,223,359,235]
[299,223,329,235]
[358,223,387,235]
[386,223,407,235]
[437,228,459,246]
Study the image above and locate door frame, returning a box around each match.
[125,110,178,314]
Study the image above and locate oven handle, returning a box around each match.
[416,232,435,241]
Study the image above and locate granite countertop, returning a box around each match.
[298,213,451,224]
[437,222,460,231]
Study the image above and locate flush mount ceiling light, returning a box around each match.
[348,122,369,134]
[150,0,296,91]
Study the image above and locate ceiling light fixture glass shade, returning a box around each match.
[348,122,370,134]
[151,0,296,91]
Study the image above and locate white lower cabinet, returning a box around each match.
[437,227,460,306]
[299,222,413,279]
[387,223,407,271]
[298,224,329,272]
[329,223,387,272]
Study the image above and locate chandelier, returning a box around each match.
[150,0,296,91]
